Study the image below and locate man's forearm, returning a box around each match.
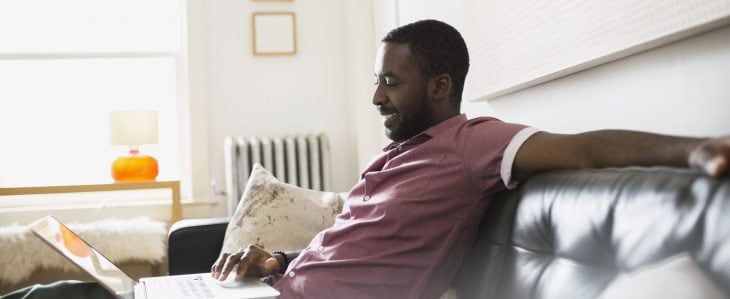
[513,130,711,180]
[574,130,704,168]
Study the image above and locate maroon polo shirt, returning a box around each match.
[273,114,533,298]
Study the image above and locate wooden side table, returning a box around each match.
[0,181,182,222]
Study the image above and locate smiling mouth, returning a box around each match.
[382,113,396,127]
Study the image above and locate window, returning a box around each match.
[0,0,184,187]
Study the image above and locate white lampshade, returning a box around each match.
[110,111,158,145]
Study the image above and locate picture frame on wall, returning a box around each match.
[252,12,297,56]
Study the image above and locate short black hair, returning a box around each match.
[382,19,469,106]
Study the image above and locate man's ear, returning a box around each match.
[428,74,452,101]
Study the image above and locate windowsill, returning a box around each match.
[0,180,191,222]
[2,198,194,212]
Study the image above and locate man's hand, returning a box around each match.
[211,245,280,281]
[689,137,730,177]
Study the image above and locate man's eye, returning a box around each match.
[373,77,397,87]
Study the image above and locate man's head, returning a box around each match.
[382,19,469,107]
[373,19,470,141]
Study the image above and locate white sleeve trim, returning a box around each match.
[501,127,541,189]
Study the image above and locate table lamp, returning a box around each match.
[109,111,159,182]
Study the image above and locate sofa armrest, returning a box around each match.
[168,217,230,275]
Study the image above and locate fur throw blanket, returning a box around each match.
[0,218,166,285]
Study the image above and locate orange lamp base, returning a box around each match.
[111,151,159,182]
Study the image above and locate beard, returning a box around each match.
[385,93,434,142]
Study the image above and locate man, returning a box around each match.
[210,19,729,299]
[4,19,728,299]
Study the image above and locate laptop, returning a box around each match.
[29,215,280,299]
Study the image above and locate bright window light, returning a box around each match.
[0,0,181,53]
[0,1,183,187]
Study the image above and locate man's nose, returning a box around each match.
[372,84,386,106]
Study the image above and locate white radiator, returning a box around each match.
[223,133,332,216]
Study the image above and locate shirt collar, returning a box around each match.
[383,114,467,151]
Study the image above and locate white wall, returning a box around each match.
[200,0,371,216]
[344,1,384,173]
[197,0,730,217]
[380,0,730,138]
[396,0,464,30]
[471,25,730,137]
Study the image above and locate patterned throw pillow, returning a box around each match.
[220,164,344,255]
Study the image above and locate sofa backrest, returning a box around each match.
[452,167,730,298]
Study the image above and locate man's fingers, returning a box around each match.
[212,245,275,281]
[689,138,730,177]
[705,156,728,177]
[217,257,234,281]
[235,260,251,281]
[211,253,230,279]
[218,252,243,281]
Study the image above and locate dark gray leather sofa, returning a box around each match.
[168,167,730,298]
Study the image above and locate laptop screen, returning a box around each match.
[29,215,136,296]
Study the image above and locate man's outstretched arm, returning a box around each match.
[512,130,730,181]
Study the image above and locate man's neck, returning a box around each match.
[432,110,460,125]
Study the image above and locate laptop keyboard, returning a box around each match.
[145,275,214,299]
